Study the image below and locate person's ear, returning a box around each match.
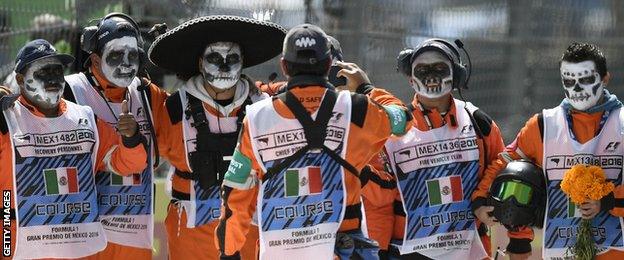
[198,56,203,71]
[15,73,24,86]
[602,71,611,85]
[90,53,101,68]
[279,58,289,78]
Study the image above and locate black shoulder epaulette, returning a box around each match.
[471,109,493,137]
[537,112,544,142]
[350,93,368,127]
[166,91,183,124]
[0,111,6,134]
[63,82,76,103]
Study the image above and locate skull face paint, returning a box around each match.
[21,57,65,109]
[560,60,603,111]
[410,51,453,99]
[100,36,139,87]
[201,42,242,90]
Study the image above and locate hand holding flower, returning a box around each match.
[579,199,600,219]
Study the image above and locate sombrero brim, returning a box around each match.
[148,15,286,75]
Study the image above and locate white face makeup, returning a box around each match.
[201,42,242,90]
[100,36,139,87]
[21,57,65,110]
[560,60,603,111]
[410,51,453,99]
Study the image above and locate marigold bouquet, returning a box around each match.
[560,164,615,260]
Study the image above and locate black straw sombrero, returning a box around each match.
[148,15,286,76]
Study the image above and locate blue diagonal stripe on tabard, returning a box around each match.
[548,185,567,219]
[20,204,37,226]
[95,171,108,185]
[14,153,97,227]
[193,184,221,225]
[16,155,70,195]
[397,161,479,240]
[263,153,321,231]
[261,150,343,232]
[544,222,557,248]
[608,231,622,247]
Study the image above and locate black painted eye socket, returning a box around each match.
[33,64,64,81]
[413,62,450,78]
[579,75,596,85]
[204,53,224,65]
[562,78,576,88]
[127,50,139,62]
[225,54,240,65]
[109,50,124,61]
[433,63,448,72]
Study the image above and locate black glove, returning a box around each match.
[220,251,241,260]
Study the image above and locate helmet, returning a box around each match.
[488,160,547,230]
[396,38,469,90]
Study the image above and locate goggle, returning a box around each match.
[492,180,533,206]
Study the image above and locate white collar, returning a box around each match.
[182,74,250,116]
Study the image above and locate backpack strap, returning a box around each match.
[138,78,159,167]
[280,90,336,149]
[234,96,253,133]
[263,90,359,182]
[186,93,212,144]
[537,112,544,142]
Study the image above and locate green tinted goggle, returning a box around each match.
[494,181,533,205]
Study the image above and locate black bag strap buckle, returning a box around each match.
[185,93,210,129]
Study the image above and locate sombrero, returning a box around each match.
[148,15,286,76]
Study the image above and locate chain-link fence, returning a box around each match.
[3,1,621,258]
[2,0,623,141]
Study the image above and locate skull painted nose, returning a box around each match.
[219,64,230,72]
[573,84,583,92]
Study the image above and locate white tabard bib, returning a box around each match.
[246,90,352,260]
[385,100,487,259]
[542,106,624,259]
[4,99,105,259]
[65,73,153,249]
[176,89,242,228]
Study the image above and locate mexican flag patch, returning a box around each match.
[568,199,582,218]
[111,173,141,186]
[44,167,79,195]
[426,175,463,206]
[285,167,322,197]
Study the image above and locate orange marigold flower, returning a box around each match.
[560,164,615,204]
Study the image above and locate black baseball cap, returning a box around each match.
[327,35,343,61]
[282,24,331,65]
[14,39,74,74]
[96,16,140,52]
